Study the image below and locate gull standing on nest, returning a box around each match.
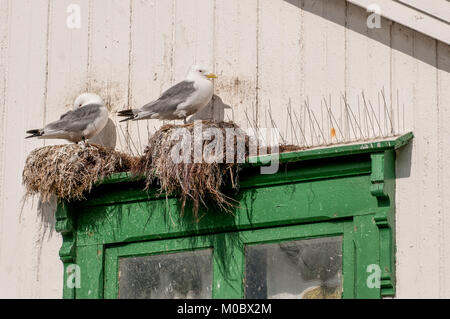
[25,93,109,144]
[117,65,217,124]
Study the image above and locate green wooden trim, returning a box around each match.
[77,154,373,209]
[392,132,414,149]
[74,175,379,247]
[102,221,349,299]
[342,222,356,299]
[246,132,413,166]
[104,247,119,299]
[104,236,216,299]
[96,172,136,186]
[212,233,244,299]
[370,150,396,296]
[239,221,344,245]
[55,204,75,262]
[353,214,380,299]
[240,221,348,298]
[92,132,413,186]
[55,204,76,299]
[55,132,413,299]
[76,245,104,299]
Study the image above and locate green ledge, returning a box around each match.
[98,132,414,185]
[247,132,414,166]
[58,132,413,299]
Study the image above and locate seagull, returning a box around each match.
[117,65,217,124]
[25,93,109,144]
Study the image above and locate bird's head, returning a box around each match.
[187,65,217,81]
[73,93,104,108]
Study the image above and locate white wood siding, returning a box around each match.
[0,0,449,298]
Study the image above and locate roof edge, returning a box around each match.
[347,0,450,45]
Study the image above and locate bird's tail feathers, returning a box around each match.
[25,129,43,139]
[117,109,135,117]
[117,109,136,122]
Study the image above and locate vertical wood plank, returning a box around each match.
[172,0,215,80]
[88,0,131,108]
[365,11,393,137]
[411,31,439,298]
[391,22,417,299]
[0,0,55,298]
[302,0,346,145]
[44,0,90,147]
[169,0,215,122]
[258,0,303,144]
[0,0,10,247]
[34,1,89,295]
[394,26,439,298]
[391,23,415,133]
[346,3,372,141]
[346,3,392,140]
[437,41,450,298]
[393,23,441,298]
[214,0,258,127]
[88,0,132,153]
[126,0,175,152]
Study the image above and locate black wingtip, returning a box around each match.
[117,109,134,117]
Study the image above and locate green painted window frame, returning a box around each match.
[105,221,350,299]
[55,132,413,299]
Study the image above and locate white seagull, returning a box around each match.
[25,93,109,144]
[117,65,217,124]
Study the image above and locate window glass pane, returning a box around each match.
[118,249,212,299]
[245,236,342,299]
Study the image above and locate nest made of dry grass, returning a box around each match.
[132,120,250,219]
[23,143,136,202]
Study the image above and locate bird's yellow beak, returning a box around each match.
[206,73,218,79]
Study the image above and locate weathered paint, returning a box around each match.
[63,141,398,298]
[0,0,449,298]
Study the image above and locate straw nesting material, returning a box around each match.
[132,121,250,219]
[23,143,135,202]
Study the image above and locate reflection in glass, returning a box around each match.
[119,249,212,299]
[245,236,342,299]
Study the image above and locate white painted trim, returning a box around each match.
[347,0,450,45]
[396,0,450,23]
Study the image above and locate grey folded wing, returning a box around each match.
[138,80,196,117]
[45,104,103,133]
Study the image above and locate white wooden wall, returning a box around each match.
[0,0,449,298]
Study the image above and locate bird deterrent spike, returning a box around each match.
[292,107,308,147]
[268,100,286,145]
[287,102,300,146]
[304,99,318,145]
[341,93,364,140]
[367,99,382,137]
[361,91,376,137]
[380,88,394,136]
[323,98,344,142]
[305,98,326,145]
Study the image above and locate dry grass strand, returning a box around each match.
[23,143,136,202]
